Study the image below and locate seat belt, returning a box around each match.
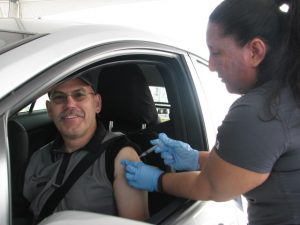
[34,135,126,224]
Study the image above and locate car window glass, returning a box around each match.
[193,59,239,128]
[19,94,48,113]
[149,86,170,122]
[34,94,48,110]
[0,31,34,49]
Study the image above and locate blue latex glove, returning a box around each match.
[150,133,200,171]
[121,160,163,192]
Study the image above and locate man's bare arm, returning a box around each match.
[113,146,149,220]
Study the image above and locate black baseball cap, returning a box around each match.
[48,71,98,97]
[77,71,98,93]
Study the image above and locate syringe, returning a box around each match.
[139,145,176,172]
[139,145,157,158]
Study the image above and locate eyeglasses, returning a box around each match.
[50,89,95,104]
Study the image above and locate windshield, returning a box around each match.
[0,30,45,54]
[0,30,34,47]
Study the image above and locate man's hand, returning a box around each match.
[122,160,163,192]
[151,133,200,171]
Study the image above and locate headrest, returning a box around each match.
[98,64,159,132]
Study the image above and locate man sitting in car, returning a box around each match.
[23,73,149,223]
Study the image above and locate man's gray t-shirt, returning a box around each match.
[215,82,300,225]
[23,124,129,219]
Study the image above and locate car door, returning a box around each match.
[0,36,245,225]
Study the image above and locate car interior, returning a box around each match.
[8,55,208,225]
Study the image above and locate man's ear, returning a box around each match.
[247,38,267,67]
[46,100,53,119]
[95,94,102,114]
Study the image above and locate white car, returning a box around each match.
[0,18,246,225]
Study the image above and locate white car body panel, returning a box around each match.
[39,211,152,225]
[0,23,191,100]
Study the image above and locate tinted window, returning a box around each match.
[0,31,34,48]
[0,31,45,54]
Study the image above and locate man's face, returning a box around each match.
[206,22,258,94]
[47,78,101,140]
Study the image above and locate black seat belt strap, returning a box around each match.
[35,135,125,224]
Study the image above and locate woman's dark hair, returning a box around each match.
[209,0,300,100]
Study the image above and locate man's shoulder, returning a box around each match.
[29,141,55,162]
[102,131,125,143]
[103,132,140,184]
[104,131,140,153]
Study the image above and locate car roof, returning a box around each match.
[0,18,86,34]
[0,18,199,100]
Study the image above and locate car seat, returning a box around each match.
[98,64,160,133]
[97,63,174,215]
[8,119,31,224]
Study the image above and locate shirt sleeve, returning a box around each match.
[215,98,287,173]
[105,135,141,184]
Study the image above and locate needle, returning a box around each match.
[139,145,157,158]
[139,145,176,172]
